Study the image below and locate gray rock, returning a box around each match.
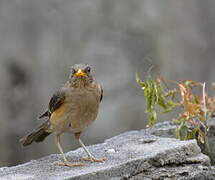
[152,120,215,166]
[208,118,215,165]
[0,130,213,180]
[149,121,177,138]
[130,165,215,180]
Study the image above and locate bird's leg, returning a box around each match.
[55,135,85,167]
[75,132,106,163]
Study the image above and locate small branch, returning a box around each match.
[159,77,181,104]
[202,82,207,120]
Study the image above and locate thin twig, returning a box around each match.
[159,76,181,104]
[147,65,154,75]
[202,82,207,120]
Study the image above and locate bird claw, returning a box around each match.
[81,156,107,162]
[54,161,85,167]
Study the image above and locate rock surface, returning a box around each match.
[151,120,215,166]
[0,130,213,180]
[208,118,215,165]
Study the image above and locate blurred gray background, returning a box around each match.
[1,0,215,166]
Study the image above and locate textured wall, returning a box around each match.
[0,0,215,166]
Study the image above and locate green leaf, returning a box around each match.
[184,80,194,87]
[162,101,180,113]
[179,124,188,140]
[175,126,181,139]
[148,110,157,127]
[136,72,145,87]
[176,122,188,140]
[187,128,198,140]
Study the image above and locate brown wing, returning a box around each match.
[38,90,66,119]
[48,90,66,113]
[21,90,66,146]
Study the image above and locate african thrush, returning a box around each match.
[20,64,105,166]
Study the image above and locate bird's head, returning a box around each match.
[69,64,94,87]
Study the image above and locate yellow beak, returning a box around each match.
[74,69,87,77]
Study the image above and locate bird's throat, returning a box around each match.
[71,78,88,88]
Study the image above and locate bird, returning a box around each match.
[20,64,106,167]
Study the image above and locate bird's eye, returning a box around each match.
[85,66,91,73]
[71,68,76,74]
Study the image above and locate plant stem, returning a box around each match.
[202,82,207,120]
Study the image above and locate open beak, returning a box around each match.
[74,69,87,77]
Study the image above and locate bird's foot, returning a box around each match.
[81,156,107,163]
[54,161,85,167]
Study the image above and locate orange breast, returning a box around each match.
[50,104,70,133]
[51,105,66,119]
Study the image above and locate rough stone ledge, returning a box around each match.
[0,130,213,180]
[151,120,215,166]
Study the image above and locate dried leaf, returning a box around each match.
[136,71,213,147]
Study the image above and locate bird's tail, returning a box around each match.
[20,120,51,146]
